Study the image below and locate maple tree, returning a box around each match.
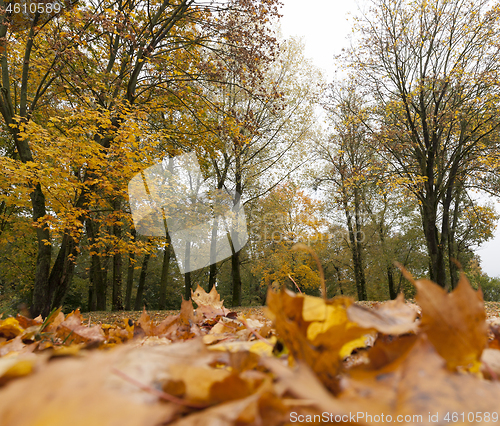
[0,0,284,316]
[345,0,500,288]
[248,182,327,294]
[316,80,376,300]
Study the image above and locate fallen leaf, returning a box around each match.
[0,318,24,339]
[266,288,373,393]
[481,348,500,378]
[0,354,39,385]
[0,344,179,426]
[168,378,287,426]
[415,273,488,370]
[347,294,418,335]
[56,309,105,346]
[192,285,228,313]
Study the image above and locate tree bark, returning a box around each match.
[134,251,151,310]
[183,239,192,301]
[112,198,123,310]
[50,234,80,309]
[421,198,446,287]
[159,234,172,309]
[208,218,219,291]
[231,249,242,306]
[448,187,462,290]
[86,219,107,311]
[333,265,344,296]
[231,153,243,307]
[30,184,52,317]
[124,228,137,311]
[344,188,367,301]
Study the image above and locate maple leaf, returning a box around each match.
[266,288,373,393]
[414,273,488,370]
[0,318,24,340]
[55,309,105,346]
[347,293,418,335]
[192,285,231,322]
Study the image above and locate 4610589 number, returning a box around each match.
[444,412,499,422]
[5,2,62,14]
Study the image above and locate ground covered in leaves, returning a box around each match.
[1,277,500,426]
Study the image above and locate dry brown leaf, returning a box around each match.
[0,344,180,426]
[266,288,373,393]
[394,336,500,419]
[180,297,196,325]
[481,348,500,378]
[44,308,65,332]
[263,357,368,421]
[489,322,500,350]
[268,335,500,426]
[366,334,418,370]
[415,273,488,370]
[155,314,180,335]
[56,309,105,346]
[343,336,500,423]
[168,378,288,426]
[192,284,228,312]
[137,309,154,336]
[347,294,418,335]
[2,272,498,426]
[14,314,42,330]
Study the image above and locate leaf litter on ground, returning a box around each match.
[0,278,499,425]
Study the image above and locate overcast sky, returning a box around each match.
[278,0,500,278]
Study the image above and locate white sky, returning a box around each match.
[278,0,500,278]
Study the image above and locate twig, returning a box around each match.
[111,367,209,409]
[288,274,302,293]
[394,262,416,286]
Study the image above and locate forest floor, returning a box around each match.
[81,300,500,325]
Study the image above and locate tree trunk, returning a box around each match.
[159,234,172,309]
[134,252,151,310]
[231,249,242,306]
[334,265,344,296]
[387,266,396,299]
[183,239,192,301]
[112,198,123,311]
[86,219,107,310]
[112,249,123,310]
[231,153,243,307]
[421,199,446,287]
[376,219,397,300]
[50,234,79,309]
[345,191,367,301]
[88,283,96,312]
[95,256,107,311]
[448,187,462,290]
[29,183,52,318]
[124,228,137,311]
[208,218,219,291]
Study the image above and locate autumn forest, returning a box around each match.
[1,0,500,319]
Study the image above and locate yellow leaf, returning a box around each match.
[0,318,24,339]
